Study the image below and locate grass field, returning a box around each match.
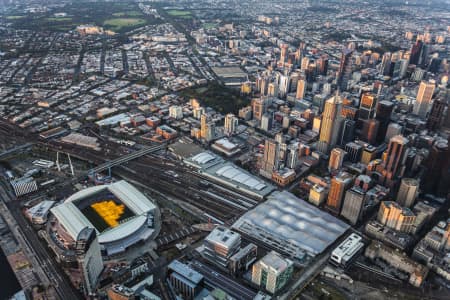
[166,9,192,18]
[5,15,25,20]
[46,17,73,22]
[202,22,217,29]
[112,11,143,17]
[103,17,146,31]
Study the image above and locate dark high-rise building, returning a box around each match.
[379,52,391,76]
[423,139,449,196]
[337,48,353,91]
[316,55,329,75]
[375,100,394,144]
[426,99,447,132]
[419,44,429,67]
[340,119,355,146]
[345,141,363,163]
[410,40,423,65]
[360,119,379,145]
[428,57,442,73]
[377,135,409,187]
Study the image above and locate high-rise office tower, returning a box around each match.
[326,171,354,214]
[377,201,416,234]
[259,76,270,96]
[344,141,363,163]
[375,100,394,144]
[319,94,343,153]
[339,119,355,146]
[410,40,423,65]
[267,82,278,97]
[397,178,419,208]
[316,55,329,75]
[359,93,377,120]
[419,44,429,66]
[296,78,306,99]
[428,57,442,73]
[301,56,309,70]
[279,44,289,64]
[286,143,299,169]
[76,227,104,296]
[427,99,447,131]
[423,139,449,196]
[252,251,293,294]
[260,139,280,178]
[393,59,408,79]
[201,114,215,142]
[377,135,409,187]
[413,80,435,118]
[278,74,290,98]
[261,113,273,131]
[252,98,266,120]
[337,48,353,91]
[224,113,238,136]
[360,119,379,145]
[361,144,378,165]
[341,175,373,225]
[203,226,241,267]
[329,148,347,171]
[385,123,403,142]
[379,52,391,75]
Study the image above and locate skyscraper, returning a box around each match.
[296,78,306,99]
[76,227,104,296]
[377,201,416,234]
[260,139,280,178]
[423,139,449,196]
[359,93,377,120]
[397,178,419,208]
[426,99,447,131]
[201,114,215,141]
[252,98,266,120]
[379,52,391,75]
[339,118,355,146]
[375,100,394,144]
[224,113,238,136]
[326,171,353,214]
[360,119,379,145]
[410,40,423,65]
[279,43,289,65]
[413,80,435,118]
[329,148,347,171]
[337,48,353,91]
[252,251,293,294]
[319,94,343,153]
[377,135,410,187]
[341,175,373,225]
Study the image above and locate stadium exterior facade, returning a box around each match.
[50,180,157,257]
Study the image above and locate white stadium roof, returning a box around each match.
[232,191,349,259]
[51,181,155,243]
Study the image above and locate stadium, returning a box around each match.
[50,180,158,257]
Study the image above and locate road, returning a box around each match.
[0,193,81,299]
[191,260,257,300]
